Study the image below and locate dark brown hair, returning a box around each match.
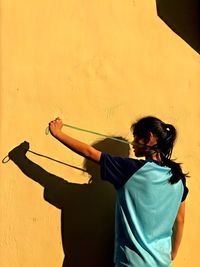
[131,116,188,184]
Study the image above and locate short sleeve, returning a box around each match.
[181,177,189,202]
[100,153,145,189]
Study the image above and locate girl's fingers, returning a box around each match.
[49,118,62,129]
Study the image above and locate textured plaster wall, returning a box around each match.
[1,0,199,266]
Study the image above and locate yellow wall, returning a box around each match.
[1,0,199,266]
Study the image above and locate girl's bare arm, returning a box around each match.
[49,118,101,163]
[171,201,185,260]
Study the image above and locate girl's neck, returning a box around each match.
[145,152,161,162]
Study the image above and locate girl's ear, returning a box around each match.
[147,132,157,146]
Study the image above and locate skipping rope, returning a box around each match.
[2,123,132,165]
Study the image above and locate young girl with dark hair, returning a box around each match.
[47,116,188,267]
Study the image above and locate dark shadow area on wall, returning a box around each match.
[156,0,200,54]
[8,138,130,267]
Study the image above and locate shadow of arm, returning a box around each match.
[8,142,69,209]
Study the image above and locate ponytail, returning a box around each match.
[158,124,188,184]
[160,154,188,184]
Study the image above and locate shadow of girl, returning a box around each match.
[8,138,130,267]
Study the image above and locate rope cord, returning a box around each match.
[45,124,132,145]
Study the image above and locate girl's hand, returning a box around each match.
[49,117,63,137]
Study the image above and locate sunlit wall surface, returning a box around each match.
[1,1,199,266]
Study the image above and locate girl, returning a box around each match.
[49,116,188,267]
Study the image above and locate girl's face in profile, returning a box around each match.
[132,136,146,157]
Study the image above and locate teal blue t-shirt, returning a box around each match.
[100,153,188,267]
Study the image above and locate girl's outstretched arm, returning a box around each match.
[171,201,185,260]
[49,118,101,163]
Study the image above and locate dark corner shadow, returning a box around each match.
[7,138,130,267]
[156,0,200,54]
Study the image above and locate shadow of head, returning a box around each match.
[83,137,130,184]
